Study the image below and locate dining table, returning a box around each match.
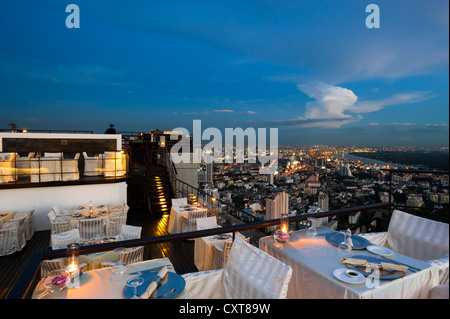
[79,250,120,271]
[69,204,110,231]
[0,211,15,225]
[194,233,232,271]
[32,257,190,299]
[167,205,207,234]
[258,227,440,299]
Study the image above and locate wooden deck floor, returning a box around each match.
[0,207,197,299]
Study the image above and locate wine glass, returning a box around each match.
[126,277,144,299]
[43,269,69,294]
[337,229,352,259]
[306,217,318,238]
[111,262,128,281]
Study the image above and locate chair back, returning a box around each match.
[387,210,449,261]
[78,218,105,240]
[120,224,142,240]
[13,213,27,248]
[0,224,20,256]
[47,210,57,222]
[40,258,65,279]
[196,216,218,231]
[49,219,71,235]
[188,210,207,222]
[120,246,144,265]
[223,238,292,299]
[51,229,81,250]
[108,216,127,236]
[172,198,188,207]
[24,207,36,240]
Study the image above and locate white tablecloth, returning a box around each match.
[259,228,440,299]
[194,235,232,271]
[32,257,189,299]
[167,206,207,234]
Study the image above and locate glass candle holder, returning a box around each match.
[66,243,81,288]
[66,243,80,273]
[274,213,290,243]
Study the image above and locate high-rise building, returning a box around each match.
[265,191,289,232]
[318,193,329,211]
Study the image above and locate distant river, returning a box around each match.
[333,153,409,168]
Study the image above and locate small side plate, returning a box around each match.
[367,245,394,257]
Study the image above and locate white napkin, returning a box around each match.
[139,266,168,299]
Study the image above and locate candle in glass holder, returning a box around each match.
[274,213,290,243]
[66,243,81,288]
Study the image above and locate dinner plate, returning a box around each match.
[333,268,365,284]
[345,255,405,280]
[123,271,185,299]
[325,233,371,250]
[367,245,394,257]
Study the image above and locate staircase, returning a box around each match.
[146,164,174,215]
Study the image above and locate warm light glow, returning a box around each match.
[67,261,79,274]
[281,224,288,233]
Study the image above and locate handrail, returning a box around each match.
[7,202,390,299]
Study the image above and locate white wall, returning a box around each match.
[0,182,127,231]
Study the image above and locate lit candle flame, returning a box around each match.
[67,261,79,274]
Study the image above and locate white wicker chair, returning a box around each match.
[24,207,36,241]
[119,246,144,265]
[0,223,21,256]
[119,224,142,240]
[360,209,449,284]
[52,205,72,218]
[51,229,81,250]
[108,216,127,236]
[196,216,219,231]
[40,258,65,279]
[48,211,71,235]
[172,198,188,207]
[108,200,128,218]
[3,213,27,249]
[78,218,106,240]
[183,238,292,299]
[182,210,208,233]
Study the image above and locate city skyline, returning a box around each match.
[0,1,448,146]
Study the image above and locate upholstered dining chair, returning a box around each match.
[359,209,449,285]
[183,238,292,299]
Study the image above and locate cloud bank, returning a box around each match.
[263,82,433,129]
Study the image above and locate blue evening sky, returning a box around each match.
[0,0,448,146]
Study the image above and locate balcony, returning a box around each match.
[2,169,448,299]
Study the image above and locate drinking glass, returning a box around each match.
[306,217,318,238]
[43,269,69,294]
[337,229,352,258]
[126,277,144,299]
[111,262,128,282]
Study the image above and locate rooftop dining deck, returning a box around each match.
[0,207,196,299]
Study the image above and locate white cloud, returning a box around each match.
[213,109,234,113]
[270,82,435,129]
